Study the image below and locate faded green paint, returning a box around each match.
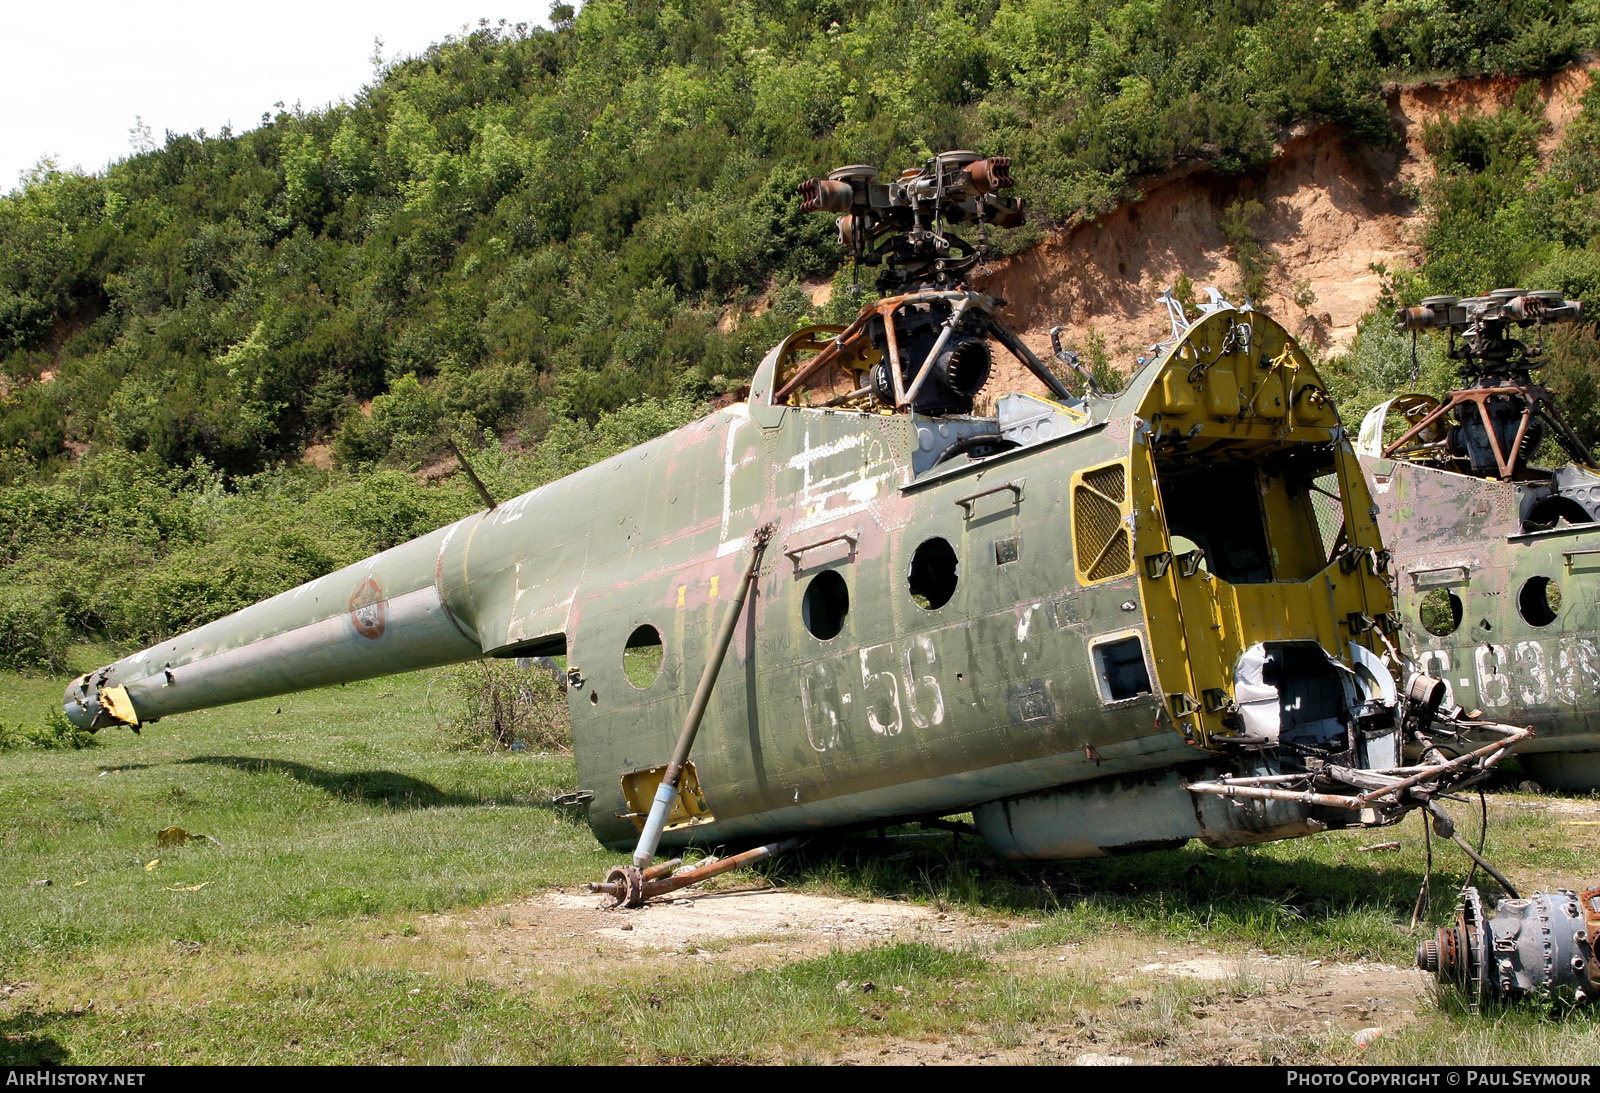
[67,307,1438,860]
[1363,456,1600,790]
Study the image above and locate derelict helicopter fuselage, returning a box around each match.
[63,156,1498,862]
[1357,290,1600,792]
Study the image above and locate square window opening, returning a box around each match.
[1093,636,1152,703]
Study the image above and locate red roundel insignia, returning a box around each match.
[348,578,387,640]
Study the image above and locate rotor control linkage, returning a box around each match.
[1423,800,1520,900]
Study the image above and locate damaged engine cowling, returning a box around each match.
[1418,887,1600,1006]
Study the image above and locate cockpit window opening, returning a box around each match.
[1155,459,1272,584]
[1152,444,1346,584]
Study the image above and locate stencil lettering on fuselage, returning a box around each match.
[801,635,948,752]
[1426,637,1600,712]
[902,634,946,730]
[801,658,849,753]
[1515,640,1552,706]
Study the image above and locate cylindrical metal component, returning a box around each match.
[641,838,802,901]
[1184,781,1368,811]
[964,156,1013,194]
[1416,938,1441,973]
[940,336,992,396]
[1418,887,1599,1005]
[64,518,487,730]
[1395,305,1439,331]
[632,781,682,870]
[593,841,800,908]
[799,178,854,214]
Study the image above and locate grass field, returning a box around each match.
[2,659,1597,1064]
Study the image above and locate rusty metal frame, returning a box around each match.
[1382,384,1597,478]
[1186,725,1532,811]
[770,289,1077,410]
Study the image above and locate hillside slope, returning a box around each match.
[5,4,1600,671]
[4,1,1598,478]
[975,62,1598,370]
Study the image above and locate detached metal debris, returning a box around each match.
[1418,886,1600,1006]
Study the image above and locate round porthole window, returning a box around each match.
[1517,576,1560,627]
[908,537,959,610]
[802,570,849,640]
[1418,589,1463,636]
[623,624,664,689]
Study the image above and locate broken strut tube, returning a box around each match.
[584,524,799,909]
[588,838,803,908]
[1186,722,1533,819]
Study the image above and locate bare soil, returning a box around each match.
[425,879,1434,1065]
[426,884,1012,982]
[982,63,1598,377]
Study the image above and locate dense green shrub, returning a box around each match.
[0,709,96,751]
[434,659,569,753]
[1329,71,1600,448]
[3,2,1595,476]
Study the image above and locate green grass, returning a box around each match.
[0,663,607,962]
[1,658,1597,1064]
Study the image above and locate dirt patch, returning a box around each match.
[422,879,1432,1064]
[836,940,1428,1065]
[417,883,1010,986]
[300,443,333,470]
[1502,795,1600,818]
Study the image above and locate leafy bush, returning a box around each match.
[0,588,70,672]
[0,709,96,751]
[434,660,569,753]
[4,2,1595,483]
[1218,199,1276,302]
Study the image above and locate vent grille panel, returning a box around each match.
[1075,464,1130,582]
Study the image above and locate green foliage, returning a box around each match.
[0,2,1593,480]
[0,588,71,672]
[1325,310,1453,429]
[1218,199,1277,301]
[0,3,1597,662]
[1056,328,1122,397]
[0,708,95,751]
[1329,71,1600,446]
[435,659,570,753]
